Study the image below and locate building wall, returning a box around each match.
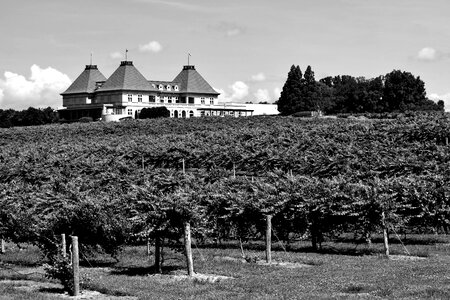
[62,95,91,107]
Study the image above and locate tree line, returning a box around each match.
[0,107,59,128]
[0,106,172,128]
[277,65,445,115]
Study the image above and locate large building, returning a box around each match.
[59,61,258,121]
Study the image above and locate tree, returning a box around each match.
[139,107,170,119]
[382,70,440,112]
[277,65,303,115]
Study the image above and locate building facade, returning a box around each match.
[59,61,255,121]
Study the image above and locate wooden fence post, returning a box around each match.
[154,234,162,274]
[1,238,5,254]
[381,211,389,257]
[266,215,272,264]
[61,234,66,258]
[71,236,80,296]
[184,222,194,276]
[182,159,185,174]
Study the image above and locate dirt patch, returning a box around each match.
[148,269,233,283]
[214,256,312,268]
[389,255,426,261]
[256,261,313,268]
[214,256,246,263]
[0,280,137,299]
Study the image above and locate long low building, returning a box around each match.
[59,61,262,121]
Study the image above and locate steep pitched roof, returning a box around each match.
[98,61,156,92]
[172,65,219,95]
[61,65,106,95]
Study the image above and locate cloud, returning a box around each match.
[110,51,123,59]
[216,81,249,102]
[0,65,71,109]
[134,0,212,12]
[251,72,266,82]
[212,22,245,37]
[428,93,450,111]
[417,47,438,61]
[254,89,270,102]
[273,87,281,100]
[139,41,163,53]
[229,81,249,100]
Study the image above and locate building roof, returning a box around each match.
[61,65,106,95]
[172,65,219,95]
[98,61,156,92]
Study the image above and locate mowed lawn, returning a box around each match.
[2,238,450,299]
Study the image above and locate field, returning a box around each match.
[1,113,450,298]
[2,236,450,299]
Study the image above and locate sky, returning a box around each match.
[0,0,450,110]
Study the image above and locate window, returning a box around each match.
[168,96,172,103]
[138,95,142,102]
[210,98,214,105]
[159,85,163,90]
[160,96,165,103]
[149,95,155,103]
[189,111,194,118]
[166,85,171,91]
[188,97,194,104]
[128,109,133,115]
[200,111,205,117]
[128,94,132,102]
[201,97,205,104]
[174,85,179,91]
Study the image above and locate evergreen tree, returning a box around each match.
[301,65,320,111]
[277,65,302,115]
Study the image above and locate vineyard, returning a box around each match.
[1,112,450,297]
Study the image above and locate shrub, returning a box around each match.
[44,256,74,294]
[139,107,170,119]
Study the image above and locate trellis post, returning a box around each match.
[61,234,66,258]
[1,238,5,254]
[266,215,272,264]
[381,211,389,257]
[184,222,194,276]
[71,236,80,296]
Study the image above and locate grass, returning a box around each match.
[2,236,450,299]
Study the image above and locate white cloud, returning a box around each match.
[134,0,212,12]
[251,72,266,82]
[212,22,245,37]
[429,93,450,111]
[417,47,438,61]
[110,51,123,59]
[139,41,163,53]
[273,87,281,100]
[217,81,249,102]
[230,81,249,100]
[0,65,71,109]
[226,28,242,37]
[254,89,270,102]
